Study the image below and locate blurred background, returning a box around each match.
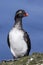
[0,0,43,61]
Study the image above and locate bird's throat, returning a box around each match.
[14,18,22,29]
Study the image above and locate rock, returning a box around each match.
[0,53,43,65]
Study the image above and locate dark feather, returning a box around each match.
[7,34,10,48]
[24,31,31,56]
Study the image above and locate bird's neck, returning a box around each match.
[14,18,23,29]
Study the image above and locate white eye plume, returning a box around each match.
[17,11,22,15]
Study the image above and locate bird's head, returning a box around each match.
[14,9,28,20]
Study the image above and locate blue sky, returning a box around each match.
[0,0,43,61]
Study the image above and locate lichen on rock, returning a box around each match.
[0,53,43,65]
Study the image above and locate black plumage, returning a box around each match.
[24,31,31,56]
[7,34,10,48]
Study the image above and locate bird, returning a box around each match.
[7,9,31,59]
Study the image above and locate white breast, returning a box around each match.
[9,28,27,57]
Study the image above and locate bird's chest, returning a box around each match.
[9,28,24,48]
[9,28,27,56]
[10,29,23,41]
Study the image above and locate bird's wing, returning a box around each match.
[7,34,10,48]
[24,31,31,55]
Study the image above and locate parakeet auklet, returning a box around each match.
[7,9,31,58]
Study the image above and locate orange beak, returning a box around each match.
[24,13,28,17]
